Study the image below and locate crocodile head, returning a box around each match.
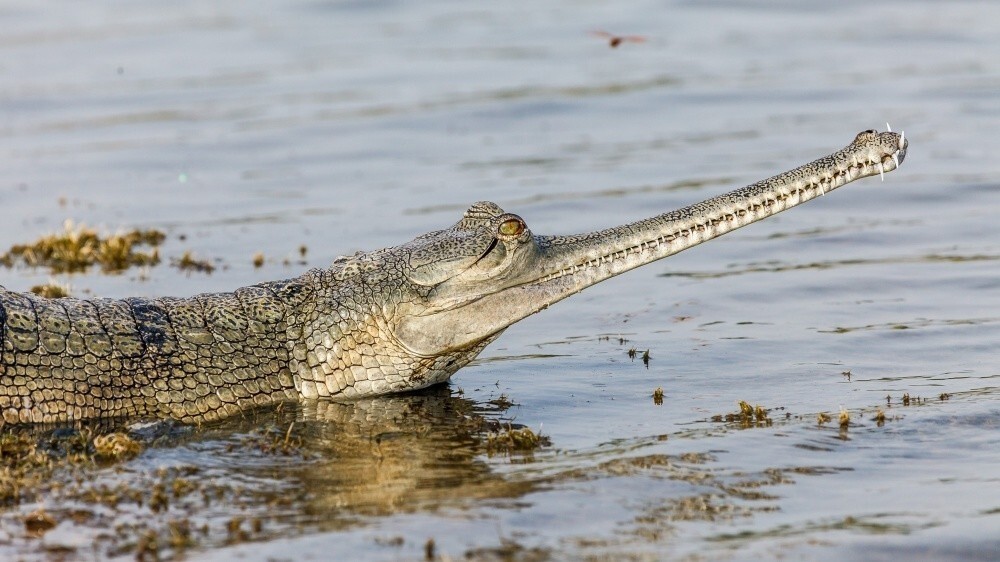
[394,200,540,356]
[390,130,907,374]
[300,129,905,399]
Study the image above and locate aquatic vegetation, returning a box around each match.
[172,250,216,273]
[226,515,263,544]
[653,387,664,406]
[711,401,773,428]
[0,434,52,507]
[488,393,514,411]
[838,406,850,428]
[93,432,142,462]
[484,423,551,457]
[0,428,283,559]
[23,509,56,536]
[626,347,651,367]
[237,422,307,456]
[0,429,146,509]
[0,221,164,273]
[463,538,551,561]
[29,281,71,298]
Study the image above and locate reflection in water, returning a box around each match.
[287,388,539,522]
[6,383,986,559]
[216,393,827,558]
[0,386,546,558]
[0,385,829,559]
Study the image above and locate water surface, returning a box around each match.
[1,0,998,560]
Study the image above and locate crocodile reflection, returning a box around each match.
[246,388,794,533]
[0,387,832,558]
[260,386,540,521]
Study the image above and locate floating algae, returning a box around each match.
[0,220,164,274]
[29,281,71,298]
[484,423,551,457]
[711,400,773,429]
[172,250,216,273]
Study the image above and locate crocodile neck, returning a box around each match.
[0,129,907,425]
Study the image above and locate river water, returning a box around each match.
[1,1,998,560]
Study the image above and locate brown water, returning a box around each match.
[1,1,999,560]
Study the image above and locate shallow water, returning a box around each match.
[1,0,999,560]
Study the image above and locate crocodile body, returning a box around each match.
[0,130,907,425]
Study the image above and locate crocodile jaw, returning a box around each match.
[394,129,907,360]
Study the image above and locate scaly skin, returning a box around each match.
[0,130,908,425]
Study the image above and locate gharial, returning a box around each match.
[0,129,907,425]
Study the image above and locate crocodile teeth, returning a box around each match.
[886,123,904,168]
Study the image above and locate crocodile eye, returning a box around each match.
[498,217,525,238]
